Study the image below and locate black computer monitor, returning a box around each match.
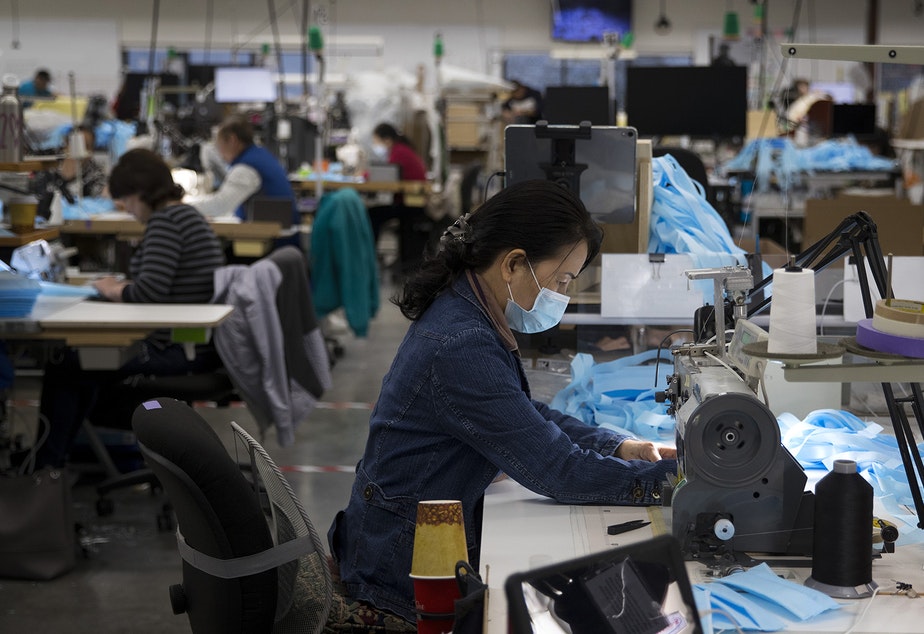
[832,104,877,136]
[626,66,747,138]
[505,123,637,224]
[544,86,613,125]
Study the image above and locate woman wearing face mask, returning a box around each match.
[366,122,428,258]
[327,180,677,627]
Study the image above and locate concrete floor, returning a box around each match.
[0,273,916,633]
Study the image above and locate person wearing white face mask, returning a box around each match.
[328,180,677,626]
[366,122,428,267]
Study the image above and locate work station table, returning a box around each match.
[59,217,284,241]
[480,478,924,634]
[1,296,233,367]
[289,177,431,197]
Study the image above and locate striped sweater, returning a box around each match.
[121,204,225,348]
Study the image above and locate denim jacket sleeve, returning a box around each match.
[430,326,673,505]
[532,399,627,457]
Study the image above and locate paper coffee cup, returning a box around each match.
[8,194,37,233]
[410,500,468,577]
[411,574,460,634]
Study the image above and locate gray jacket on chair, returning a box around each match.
[212,246,332,446]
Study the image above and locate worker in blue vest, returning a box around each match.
[188,116,300,247]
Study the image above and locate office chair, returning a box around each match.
[85,371,237,521]
[132,397,332,634]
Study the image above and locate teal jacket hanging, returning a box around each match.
[310,188,379,336]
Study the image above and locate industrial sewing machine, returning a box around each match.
[659,265,815,566]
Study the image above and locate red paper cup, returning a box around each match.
[411,574,460,634]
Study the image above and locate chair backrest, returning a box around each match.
[132,397,278,633]
[132,397,333,634]
[245,195,296,229]
[231,421,333,634]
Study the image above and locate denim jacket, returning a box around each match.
[328,275,676,622]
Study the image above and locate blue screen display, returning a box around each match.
[552,0,632,43]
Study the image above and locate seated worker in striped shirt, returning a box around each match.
[35,149,227,469]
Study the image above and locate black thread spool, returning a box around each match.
[805,459,878,598]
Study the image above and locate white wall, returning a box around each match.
[2,0,923,98]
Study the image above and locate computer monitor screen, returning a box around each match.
[505,535,703,634]
[214,67,277,103]
[810,81,857,104]
[551,0,632,43]
[505,124,636,224]
[832,104,877,136]
[626,66,747,138]
[544,86,612,125]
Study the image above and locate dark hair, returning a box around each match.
[218,115,255,146]
[394,179,602,320]
[373,122,414,150]
[108,149,184,210]
[35,69,51,82]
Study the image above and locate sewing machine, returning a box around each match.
[659,265,814,566]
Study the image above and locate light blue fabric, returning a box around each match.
[550,350,675,441]
[61,197,116,219]
[713,563,840,621]
[696,581,787,631]
[649,155,748,258]
[691,585,714,634]
[38,281,98,297]
[504,261,570,333]
[723,137,898,194]
[778,409,924,544]
[648,154,772,293]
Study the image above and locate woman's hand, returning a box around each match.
[92,276,128,302]
[615,439,677,462]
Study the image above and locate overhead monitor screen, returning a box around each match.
[214,67,277,103]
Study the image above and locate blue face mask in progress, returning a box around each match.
[504,260,570,334]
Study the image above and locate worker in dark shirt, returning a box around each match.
[35,149,226,468]
[366,123,429,271]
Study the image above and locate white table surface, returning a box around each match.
[480,478,924,634]
[36,300,233,329]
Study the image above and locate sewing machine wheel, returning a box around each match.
[685,392,780,487]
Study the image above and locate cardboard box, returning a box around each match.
[446,122,482,148]
[803,194,924,266]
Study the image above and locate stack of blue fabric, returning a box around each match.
[0,271,42,317]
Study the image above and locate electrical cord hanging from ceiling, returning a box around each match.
[10,0,20,49]
[204,0,214,65]
[148,0,161,79]
[267,0,288,104]
[301,0,310,103]
[733,0,804,255]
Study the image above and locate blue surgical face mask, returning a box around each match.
[505,260,570,333]
[371,143,388,160]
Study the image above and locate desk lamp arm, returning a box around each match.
[746,211,891,318]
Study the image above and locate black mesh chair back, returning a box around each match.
[132,397,277,633]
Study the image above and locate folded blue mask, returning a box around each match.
[714,563,840,621]
[696,581,786,632]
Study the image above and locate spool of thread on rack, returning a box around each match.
[768,262,817,355]
[805,459,877,598]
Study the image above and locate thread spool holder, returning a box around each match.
[741,211,924,529]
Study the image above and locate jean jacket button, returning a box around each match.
[363,485,373,500]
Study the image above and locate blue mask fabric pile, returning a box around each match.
[693,563,840,632]
[553,351,924,544]
[722,136,897,195]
